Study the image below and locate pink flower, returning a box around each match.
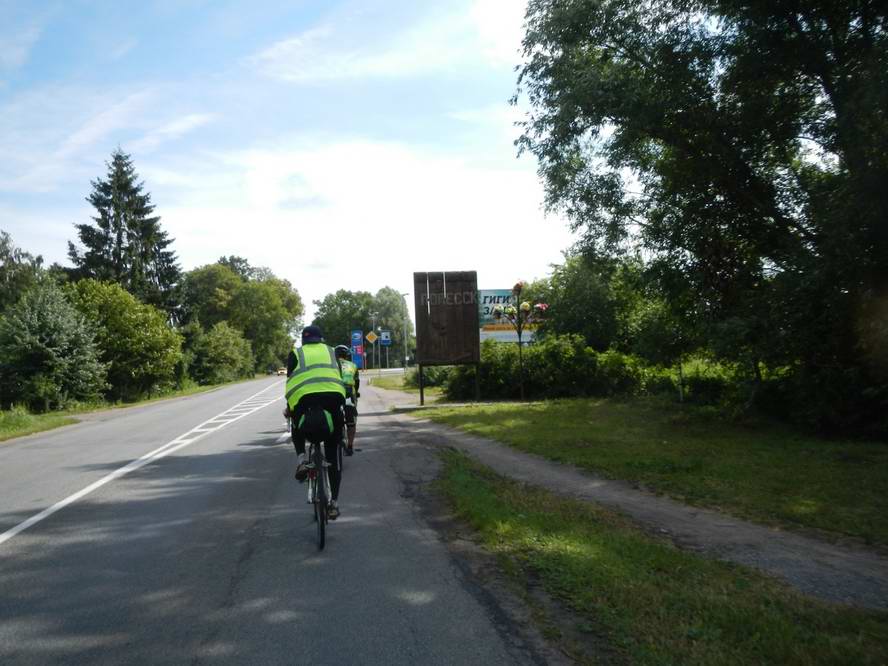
[534,303,549,311]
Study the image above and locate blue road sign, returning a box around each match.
[351,330,364,369]
[380,330,392,347]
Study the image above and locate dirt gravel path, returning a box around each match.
[370,384,888,610]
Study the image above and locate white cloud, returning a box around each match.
[0,23,42,71]
[130,113,215,154]
[152,136,572,321]
[249,0,527,83]
[469,0,526,66]
[0,88,156,193]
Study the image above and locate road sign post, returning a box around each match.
[351,330,364,369]
[379,331,392,369]
[366,331,378,371]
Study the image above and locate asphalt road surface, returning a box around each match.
[0,378,534,665]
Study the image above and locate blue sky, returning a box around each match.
[1,0,575,321]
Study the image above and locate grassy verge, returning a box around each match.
[423,398,888,545]
[0,407,79,443]
[0,374,270,444]
[371,374,443,400]
[439,450,888,664]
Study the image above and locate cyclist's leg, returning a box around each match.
[290,402,306,456]
[345,403,357,450]
[324,399,346,502]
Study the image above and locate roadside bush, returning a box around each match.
[405,365,453,388]
[0,281,107,411]
[759,366,888,439]
[66,280,182,400]
[445,336,643,401]
[190,322,255,385]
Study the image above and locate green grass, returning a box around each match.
[372,374,443,400]
[423,398,888,545]
[438,450,888,664]
[0,406,78,443]
[0,374,269,444]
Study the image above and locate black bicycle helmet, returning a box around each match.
[334,344,351,359]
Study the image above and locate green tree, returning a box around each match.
[0,282,107,411]
[228,277,303,371]
[372,287,414,367]
[217,255,255,281]
[68,149,181,316]
[180,263,242,329]
[0,230,43,313]
[528,254,622,351]
[67,280,183,400]
[189,322,254,385]
[518,0,888,430]
[311,289,376,348]
[181,263,303,371]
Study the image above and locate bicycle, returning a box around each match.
[305,435,331,550]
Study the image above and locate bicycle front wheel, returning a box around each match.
[314,446,327,550]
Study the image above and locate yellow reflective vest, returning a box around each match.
[340,360,357,394]
[285,343,346,410]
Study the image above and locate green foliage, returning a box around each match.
[180,264,242,329]
[446,336,645,401]
[67,149,181,316]
[0,230,43,314]
[0,282,107,411]
[228,278,301,370]
[189,322,255,385]
[66,280,182,401]
[529,254,621,350]
[311,287,413,367]
[0,405,78,442]
[181,263,303,371]
[439,451,888,663]
[518,0,888,434]
[311,289,375,348]
[405,365,452,388]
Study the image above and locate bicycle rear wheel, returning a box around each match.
[314,445,327,550]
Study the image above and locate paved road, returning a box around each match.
[0,378,533,665]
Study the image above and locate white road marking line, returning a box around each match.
[276,432,291,443]
[0,381,284,549]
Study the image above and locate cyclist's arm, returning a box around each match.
[287,349,297,376]
[354,370,360,393]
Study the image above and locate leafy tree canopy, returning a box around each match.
[0,281,107,411]
[189,321,254,385]
[66,279,183,400]
[311,289,375,348]
[518,0,888,429]
[0,230,43,313]
[181,262,303,371]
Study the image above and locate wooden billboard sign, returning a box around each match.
[413,271,481,403]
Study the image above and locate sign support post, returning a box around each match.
[419,364,425,406]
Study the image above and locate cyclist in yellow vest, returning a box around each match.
[334,345,360,455]
[285,325,346,519]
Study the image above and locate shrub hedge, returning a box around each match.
[444,336,743,406]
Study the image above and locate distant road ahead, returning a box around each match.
[0,378,532,664]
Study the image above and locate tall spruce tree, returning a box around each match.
[68,149,181,317]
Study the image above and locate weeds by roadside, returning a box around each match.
[424,398,888,545]
[0,374,270,444]
[437,450,888,664]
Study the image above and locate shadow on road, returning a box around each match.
[0,423,457,664]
